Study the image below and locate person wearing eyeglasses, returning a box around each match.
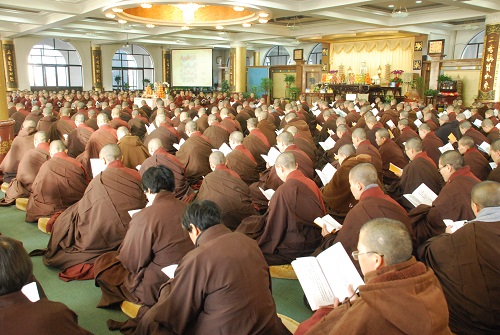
[410,150,480,247]
[295,218,452,335]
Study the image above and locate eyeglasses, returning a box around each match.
[352,250,384,261]
[438,164,449,173]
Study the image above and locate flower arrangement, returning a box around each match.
[391,70,404,75]
[390,70,404,86]
[329,70,338,74]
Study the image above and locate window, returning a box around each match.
[307,43,323,65]
[112,45,154,90]
[461,30,484,59]
[28,38,83,88]
[263,46,291,66]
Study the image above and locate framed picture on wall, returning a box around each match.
[428,39,445,55]
[293,49,304,60]
[414,41,423,51]
[413,60,422,70]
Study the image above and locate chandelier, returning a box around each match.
[391,2,409,18]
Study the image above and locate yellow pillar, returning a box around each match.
[91,45,102,91]
[478,13,500,102]
[253,51,260,66]
[162,49,170,84]
[234,45,247,93]
[0,39,9,120]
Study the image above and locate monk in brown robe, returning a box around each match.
[459,120,488,146]
[352,128,383,182]
[176,121,213,185]
[43,144,147,281]
[134,200,290,335]
[283,112,315,144]
[11,103,30,135]
[0,236,92,335]
[458,136,491,180]
[116,127,149,170]
[244,117,272,172]
[481,119,500,143]
[128,109,148,141]
[257,111,278,146]
[226,131,259,185]
[0,120,37,183]
[238,152,326,265]
[196,152,256,230]
[394,119,419,149]
[25,141,88,223]
[220,108,242,133]
[419,181,500,335]
[296,218,452,335]
[52,107,76,142]
[0,131,50,206]
[108,107,130,130]
[287,125,317,162]
[25,106,43,125]
[375,128,408,185]
[143,113,181,154]
[419,123,444,166]
[94,165,194,309]
[139,139,194,201]
[387,137,444,210]
[36,107,58,141]
[66,113,94,158]
[488,139,500,182]
[410,150,480,247]
[203,114,230,148]
[316,163,412,274]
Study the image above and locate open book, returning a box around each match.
[389,163,403,175]
[315,163,337,186]
[319,136,336,151]
[443,219,467,233]
[438,142,454,153]
[146,123,156,135]
[463,110,471,119]
[314,214,342,233]
[473,119,483,128]
[386,119,395,129]
[172,138,186,151]
[416,111,423,119]
[161,264,178,278]
[448,133,457,143]
[403,183,438,207]
[414,119,423,128]
[291,242,364,311]
[211,142,232,156]
[21,282,40,302]
[259,187,275,201]
[261,147,281,166]
[477,141,490,155]
[90,158,106,178]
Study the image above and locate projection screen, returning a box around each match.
[171,48,213,87]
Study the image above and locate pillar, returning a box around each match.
[295,60,305,94]
[0,38,9,120]
[162,49,170,84]
[91,46,102,91]
[253,51,260,66]
[477,13,500,102]
[428,55,443,90]
[230,42,246,93]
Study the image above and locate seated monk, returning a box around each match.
[419,181,500,335]
[226,131,259,185]
[295,218,452,335]
[321,144,372,221]
[0,120,37,183]
[481,118,500,144]
[42,144,147,281]
[108,107,130,130]
[134,200,291,335]
[410,150,480,247]
[375,128,408,186]
[257,111,278,146]
[203,114,230,148]
[51,107,76,142]
[352,128,383,182]
[315,163,412,275]
[25,140,89,223]
[237,152,326,265]
[176,121,213,186]
[36,107,58,141]
[283,112,315,145]
[287,125,316,162]
[488,139,500,182]
[220,107,242,133]
[94,165,194,310]
[0,131,50,206]
[66,113,94,158]
[196,152,256,231]
[244,117,271,172]
[0,236,92,335]
[116,126,149,169]
[394,118,419,149]
[387,137,443,210]
[418,123,445,166]
[459,120,488,146]
[457,136,492,180]
[143,113,180,154]
[128,109,148,141]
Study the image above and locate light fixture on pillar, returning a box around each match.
[216,25,224,30]
[105,12,115,18]
[112,7,123,13]
[174,3,205,24]
[242,23,252,28]
[391,1,409,18]
[140,3,152,9]
[258,18,268,23]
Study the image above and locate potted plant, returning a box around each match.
[114,75,122,88]
[424,89,438,97]
[284,74,295,88]
[390,70,404,87]
[143,78,150,88]
[260,78,273,104]
[221,80,230,94]
[289,87,300,100]
[437,74,452,82]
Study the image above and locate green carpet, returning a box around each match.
[0,190,312,334]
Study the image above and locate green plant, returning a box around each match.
[114,75,121,85]
[221,80,230,94]
[289,87,300,100]
[424,89,439,97]
[242,92,251,99]
[284,74,295,88]
[412,76,425,97]
[249,85,259,97]
[438,74,452,82]
[123,82,129,90]
[260,78,273,95]
[143,78,150,84]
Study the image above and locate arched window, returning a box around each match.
[461,30,484,59]
[28,38,83,89]
[263,46,291,66]
[307,43,322,65]
[112,45,154,90]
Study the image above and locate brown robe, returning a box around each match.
[196,164,257,230]
[108,117,130,130]
[378,139,409,185]
[37,115,58,141]
[394,127,419,149]
[134,224,290,335]
[11,110,28,135]
[143,123,180,155]
[238,169,326,265]
[0,127,36,182]
[257,119,278,146]
[488,166,500,182]
[220,116,242,133]
[463,128,488,146]
[418,219,500,335]
[25,152,88,223]
[486,127,499,143]
[25,110,43,125]
[195,114,209,133]
[422,131,444,166]
[76,125,117,178]
[66,124,94,158]
[1,142,50,205]
[176,132,213,184]
[94,192,194,307]
[463,147,492,180]
[226,144,259,185]
[128,118,147,141]
[53,116,76,142]
[409,166,480,247]
[345,110,361,128]
[85,116,98,131]
[203,122,230,149]
[356,140,383,182]
[284,118,314,144]
[43,160,147,277]
[139,148,193,201]
[117,135,150,169]
[243,128,271,172]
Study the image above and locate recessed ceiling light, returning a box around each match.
[141,3,152,9]
[216,25,224,30]
[146,23,155,28]
[118,19,128,24]
[242,23,252,27]
[388,4,395,8]
[258,18,268,23]
[258,12,269,18]
[181,26,190,30]
[233,6,244,11]
[416,0,422,3]
[105,12,116,18]
[112,7,123,13]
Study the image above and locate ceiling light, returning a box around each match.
[258,18,268,23]
[118,19,128,24]
[174,3,205,24]
[415,0,422,3]
[105,12,116,18]
[258,12,269,18]
[140,3,152,9]
[391,1,409,18]
[242,23,252,28]
[146,23,155,28]
[181,26,190,30]
[216,25,224,30]
[233,6,244,12]
[388,4,395,8]
[112,7,123,13]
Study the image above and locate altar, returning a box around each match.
[133,97,169,109]
[304,84,402,105]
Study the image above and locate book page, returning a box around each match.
[416,111,423,119]
[317,242,364,302]
[448,133,457,143]
[463,110,471,119]
[315,163,337,186]
[443,219,467,233]
[161,264,178,278]
[491,162,498,169]
[261,147,281,166]
[291,257,336,311]
[146,123,156,135]
[402,194,420,208]
[438,142,454,153]
[389,163,403,175]
[316,124,323,131]
[311,109,321,117]
[314,215,342,233]
[371,108,379,116]
[173,138,185,151]
[414,119,423,128]
[478,142,490,155]
[259,187,275,201]
[473,119,482,128]
[354,105,360,113]
[218,143,232,156]
[90,158,106,178]
[404,183,438,207]
[21,282,40,302]
[386,120,395,129]
[319,136,336,151]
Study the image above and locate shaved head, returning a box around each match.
[117,126,130,140]
[275,152,296,170]
[471,181,500,209]
[277,131,294,146]
[34,131,48,143]
[49,140,66,153]
[148,138,163,153]
[286,126,298,136]
[229,131,244,144]
[209,151,226,166]
[349,163,378,186]
[99,144,122,162]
